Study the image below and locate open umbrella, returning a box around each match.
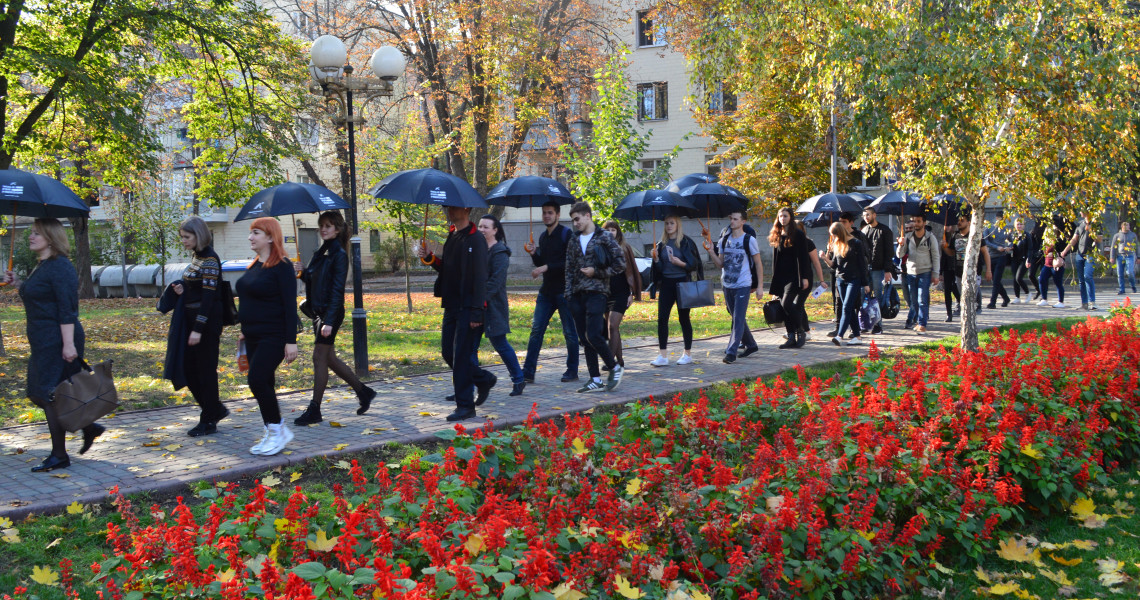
[673,182,749,242]
[0,168,90,286]
[802,212,838,229]
[924,193,967,226]
[485,175,574,247]
[370,168,486,264]
[664,173,718,193]
[795,192,862,215]
[868,191,925,216]
[614,190,697,244]
[233,181,353,264]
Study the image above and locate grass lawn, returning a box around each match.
[0,289,841,426]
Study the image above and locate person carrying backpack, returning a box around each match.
[709,210,763,361]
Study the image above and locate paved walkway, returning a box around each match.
[0,296,1121,518]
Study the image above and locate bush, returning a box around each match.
[374,235,411,274]
[40,308,1140,600]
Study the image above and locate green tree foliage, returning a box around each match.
[560,52,679,223]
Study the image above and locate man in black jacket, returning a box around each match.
[521,201,580,383]
[860,206,893,334]
[415,206,495,421]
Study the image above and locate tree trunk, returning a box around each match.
[958,201,988,352]
[69,215,95,299]
[399,213,412,313]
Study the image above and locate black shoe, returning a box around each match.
[739,346,759,358]
[188,421,217,437]
[475,374,497,407]
[560,375,580,383]
[446,408,477,422]
[795,331,808,348]
[1001,298,1010,307]
[509,382,526,396]
[945,316,953,322]
[986,303,996,310]
[80,423,105,454]
[523,377,535,384]
[213,406,230,424]
[723,354,737,363]
[31,454,70,473]
[848,331,859,339]
[871,324,883,334]
[778,340,795,349]
[1032,292,1041,301]
[444,394,456,403]
[824,330,838,338]
[356,385,376,415]
[1119,291,1126,295]
[294,406,323,426]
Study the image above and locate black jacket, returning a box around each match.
[651,236,704,286]
[530,224,572,296]
[429,222,488,321]
[834,238,872,284]
[301,240,348,324]
[861,222,894,271]
[769,231,811,294]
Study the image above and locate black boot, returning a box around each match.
[357,385,376,416]
[795,331,808,348]
[294,403,323,426]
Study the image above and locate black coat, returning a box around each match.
[158,284,189,390]
[430,222,488,321]
[485,242,512,337]
[301,240,348,324]
[769,231,811,294]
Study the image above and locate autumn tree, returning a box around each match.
[668,0,1138,350]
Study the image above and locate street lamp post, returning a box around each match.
[309,35,405,378]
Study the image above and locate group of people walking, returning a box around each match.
[10,202,1132,471]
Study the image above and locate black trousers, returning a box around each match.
[989,255,1010,305]
[656,278,693,350]
[570,291,615,379]
[183,309,224,421]
[1012,260,1037,297]
[778,281,806,337]
[1029,261,1042,296]
[441,307,492,410]
[245,334,285,425]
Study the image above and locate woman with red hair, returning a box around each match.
[236,217,299,455]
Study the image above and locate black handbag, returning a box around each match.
[677,280,715,309]
[882,283,901,319]
[763,298,786,325]
[298,298,317,320]
[52,360,120,433]
[219,280,239,326]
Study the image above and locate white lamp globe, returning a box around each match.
[370,46,406,81]
[310,35,347,70]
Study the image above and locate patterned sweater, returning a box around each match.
[182,246,222,333]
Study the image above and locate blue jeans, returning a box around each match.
[1073,254,1096,304]
[904,271,932,327]
[870,270,885,310]
[1039,266,1065,303]
[1117,255,1136,293]
[723,286,757,356]
[836,279,862,339]
[522,292,579,380]
[486,334,524,384]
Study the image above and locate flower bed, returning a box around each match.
[22,307,1140,599]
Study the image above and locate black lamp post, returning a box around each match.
[309,36,405,377]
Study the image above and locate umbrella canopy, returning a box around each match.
[924,194,967,224]
[674,182,749,218]
[484,176,574,208]
[795,192,862,215]
[370,167,486,209]
[613,190,697,222]
[868,190,926,216]
[802,212,837,229]
[848,192,877,207]
[0,168,89,218]
[664,172,718,193]
[233,182,351,221]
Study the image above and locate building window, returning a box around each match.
[291,11,312,38]
[705,157,737,179]
[176,127,189,140]
[708,82,737,113]
[537,164,568,185]
[636,82,668,121]
[296,174,311,184]
[297,117,319,146]
[636,9,666,47]
[640,159,663,172]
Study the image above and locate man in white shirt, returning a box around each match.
[709,211,763,363]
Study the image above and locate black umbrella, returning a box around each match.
[614,190,697,243]
[802,212,837,229]
[673,182,749,242]
[795,192,862,215]
[664,172,718,193]
[0,168,90,284]
[848,192,877,207]
[868,191,925,216]
[370,168,486,259]
[925,194,967,226]
[485,176,574,246]
[233,182,351,222]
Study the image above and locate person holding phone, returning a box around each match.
[5,218,103,472]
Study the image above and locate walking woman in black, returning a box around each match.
[4,218,103,472]
[237,217,299,456]
[650,215,701,366]
[1011,217,1038,303]
[169,216,227,436]
[293,211,376,425]
[769,208,812,349]
[821,222,871,347]
[603,220,642,367]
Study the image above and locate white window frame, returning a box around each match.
[636,9,667,48]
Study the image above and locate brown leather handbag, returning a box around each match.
[52,360,120,432]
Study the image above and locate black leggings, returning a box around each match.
[183,310,224,421]
[778,281,806,337]
[657,278,693,350]
[245,335,285,425]
[1012,260,1037,297]
[944,276,960,317]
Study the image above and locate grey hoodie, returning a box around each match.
[897,229,941,277]
[484,242,512,337]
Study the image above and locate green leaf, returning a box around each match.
[292,561,328,581]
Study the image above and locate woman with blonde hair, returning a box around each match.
[236,217,299,455]
[649,214,701,366]
[3,218,103,471]
[821,222,871,346]
[603,220,642,367]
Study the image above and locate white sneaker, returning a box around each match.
[259,422,293,456]
[250,426,272,455]
[650,355,669,367]
[676,354,693,365]
[805,332,813,341]
[1089,304,1099,310]
[1036,300,1049,306]
[1054,302,1066,308]
[848,337,862,345]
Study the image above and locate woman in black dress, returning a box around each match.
[237,217,299,456]
[768,207,812,349]
[169,216,228,436]
[4,218,103,472]
[603,220,642,368]
[293,211,376,425]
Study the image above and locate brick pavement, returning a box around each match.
[0,297,1119,519]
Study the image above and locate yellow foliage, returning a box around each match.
[290,471,302,483]
[464,533,485,556]
[306,530,338,552]
[614,574,645,599]
[1069,497,1096,519]
[552,583,587,600]
[1019,445,1041,459]
[997,538,1042,565]
[986,582,1022,595]
[571,437,588,456]
[30,565,59,586]
[1049,553,1082,566]
[626,478,643,496]
[65,501,84,515]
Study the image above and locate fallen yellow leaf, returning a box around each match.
[987,582,1021,595]
[307,530,338,552]
[1050,553,1082,566]
[217,568,236,583]
[464,533,485,556]
[1069,497,1096,520]
[552,583,587,600]
[261,475,281,487]
[290,471,302,483]
[997,538,1042,565]
[571,437,588,456]
[2,528,21,543]
[1020,444,1041,459]
[329,421,344,427]
[1070,540,1098,551]
[334,444,348,451]
[1037,567,1073,586]
[614,574,645,599]
[626,478,643,496]
[65,501,84,515]
[163,444,182,451]
[30,565,59,586]
[690,591,712,600]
